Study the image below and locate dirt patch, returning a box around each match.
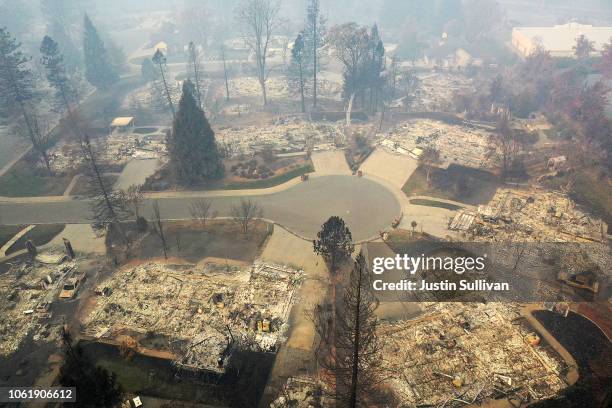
[138,219,272,263]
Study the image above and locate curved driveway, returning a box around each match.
[0,175,400,241]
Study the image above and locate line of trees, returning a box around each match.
[327,23,386,113]
[0,22,133,246]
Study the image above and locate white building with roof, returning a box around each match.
[512,22,612,57]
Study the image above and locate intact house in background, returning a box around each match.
[110,116,136,134]
[512,22,612,57]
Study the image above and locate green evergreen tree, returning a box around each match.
[40,35,77,112]
[0,27,53,174]
[313,216,354,274]
[167,80,223,184]
[83,14,118,89]
[59,329,123,407]
[40,0,82,72]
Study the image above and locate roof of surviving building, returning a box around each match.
[513,22,612,55]
[110,117,135,127]
[154,41,168,50]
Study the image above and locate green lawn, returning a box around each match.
[219,163,314,190]
[0,225,25,248]
[409,198,462,211]
[402,164,500,206]
[0,159,71,197]
[569,171,612,226]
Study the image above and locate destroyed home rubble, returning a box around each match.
[81,261,303,372]
[0,255,77,356]
[450,188,609,243]
[377,119,495,169]
[408,72,476,112]
[269,376,327,408]
[380,302,568,406]
[46,127,167,173]
[217,117,351,157]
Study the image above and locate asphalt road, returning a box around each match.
[0,176,400,241]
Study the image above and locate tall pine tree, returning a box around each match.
[167,80,223,185]
[0,27,53,174]
[83,14,118,89]
[40,35,77,112]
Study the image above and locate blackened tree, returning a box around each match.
[290,32,306,113]
[236,0,280,105]
[312,252,383,406]
[152,49,175,118]
[187,41,204,109]
[167,80,224,184]
[83,14,118,89]
[304,0,325,108]
[313,216,354,274]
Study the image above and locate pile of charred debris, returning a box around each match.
[380,302,568,406]
[81,260,303,373]
[0,253,78,355]
[378,119,495,169]
[450,188,609,243]
[216,117,349,158]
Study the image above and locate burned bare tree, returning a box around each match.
[189,198,215,228]
[151,200,168,259]
[313,216,354,274]
[80,133,129,246]
[236,0,280,105]
[152,49,175,118]
[220,44,231,101]
[491,114,519,179]
[0,28,53,174]
[123,184,143,220]
[231,198,262,233]
[187,41,203,108]
[312,251,383,406]
[418,146,441,185]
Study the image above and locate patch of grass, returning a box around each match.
[70,174,118,196]
[569,170,612,226]
[6,224,65,255]
[384,230,440,255]
[220,163,313,190]
[139,219,272,263]
[0,159,71,197]
[0,225,25,248]
[409,198,462,211]
[402,164,500,206]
